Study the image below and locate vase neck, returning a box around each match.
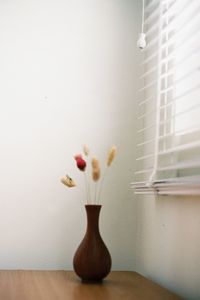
[85,205,101,233]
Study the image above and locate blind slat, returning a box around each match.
[158,161,200,171]
[158,140,200,156]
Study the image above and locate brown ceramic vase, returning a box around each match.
[73,204,112,282]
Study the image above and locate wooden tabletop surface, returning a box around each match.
[0,271,181,300]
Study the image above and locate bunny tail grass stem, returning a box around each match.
[84,172,90,204]
[94,183,97,205]
[95,182,100,205]
[97,167,108,205]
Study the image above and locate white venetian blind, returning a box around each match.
[133,0,200,195]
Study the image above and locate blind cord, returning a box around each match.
[142,0,145,33]
[137,0,146,49]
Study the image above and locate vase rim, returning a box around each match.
[85,204,102,207]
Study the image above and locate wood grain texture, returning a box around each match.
[0,271,181,300]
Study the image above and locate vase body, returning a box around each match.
[73,205,112,282]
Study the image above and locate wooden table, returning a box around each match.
[0,271,181,300]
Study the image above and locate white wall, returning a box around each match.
[135,195,200,299]
[0,0,140,270]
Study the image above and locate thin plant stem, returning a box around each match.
[84,172,90,204]
[97,166,108,205]
[87,173,91,204]
[94,181,100,205]
[94,183,97,205]
[84,152,91,204]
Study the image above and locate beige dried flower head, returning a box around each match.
[107,145,117,167]
[83,145,90,156]
[61,175,76,187]
[91,157,101,182]
[91,157,99,169]
[92,167,101,182]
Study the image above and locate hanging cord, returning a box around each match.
[142,0,145,33]
[137,0,146,49]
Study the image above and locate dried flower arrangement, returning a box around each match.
[61,145,117,205]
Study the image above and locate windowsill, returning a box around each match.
[132,178,200,195]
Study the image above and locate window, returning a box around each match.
[132,0,200,195]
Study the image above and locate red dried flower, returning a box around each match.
[74,154,86,171]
